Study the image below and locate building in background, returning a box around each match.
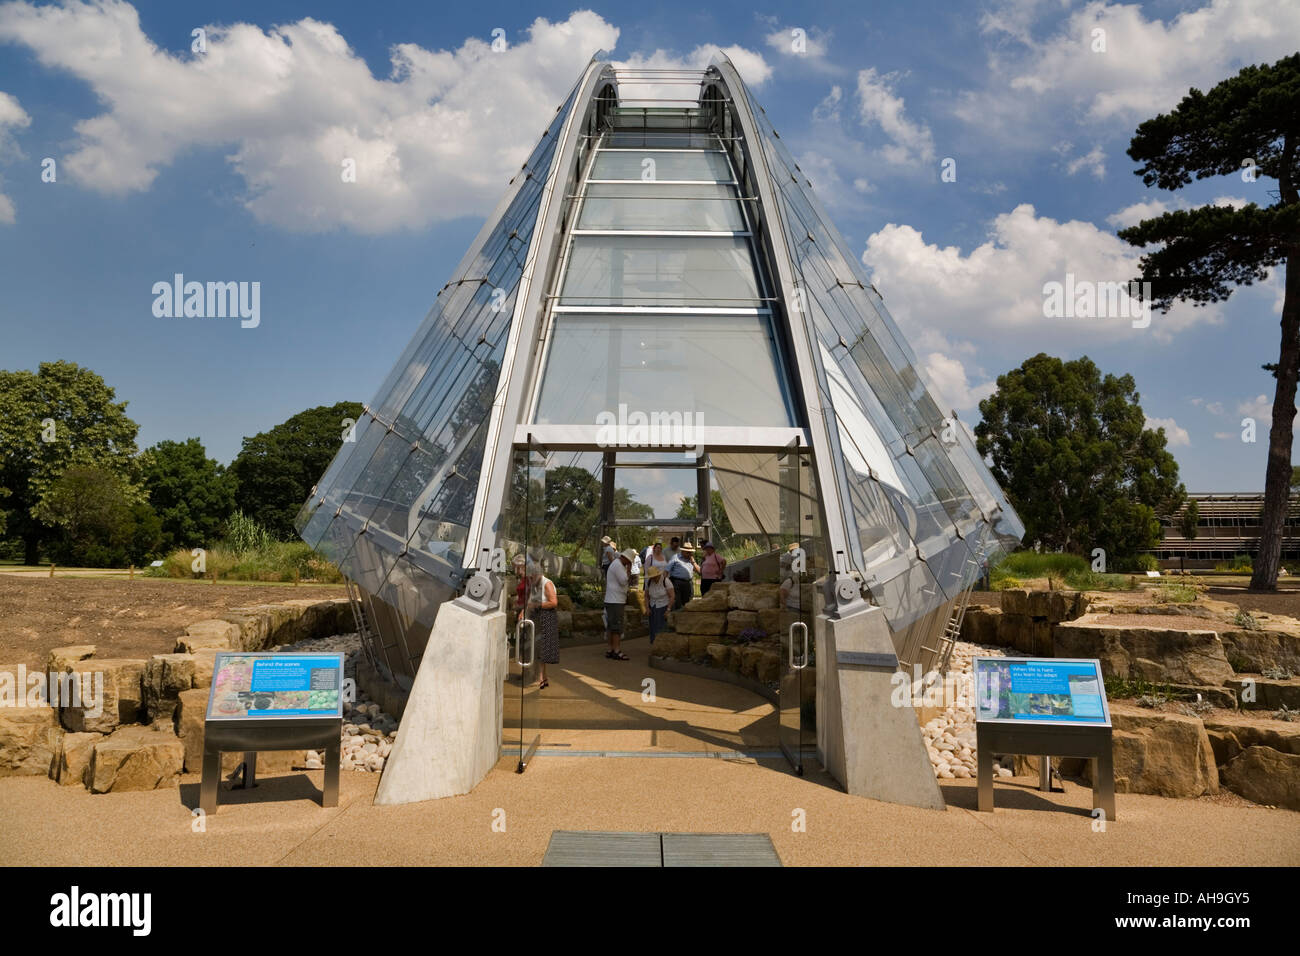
[1154,493,1300,568]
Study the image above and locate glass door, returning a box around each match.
[778,436,812,774]
[511,434,545,772]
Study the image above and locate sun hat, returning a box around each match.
[679,541,695,553]
[601,535,612,545]
[787,541,800,552]
[646,566,663,580]
[620,548,637,562]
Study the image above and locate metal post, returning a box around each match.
[1094,744,1116,821]
[977,745,994,812]
[1039,755,1051,792]
[199,747,220,814]
[243,751,258,789]
[323,738,340,808]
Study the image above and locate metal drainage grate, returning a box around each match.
[542,831,781,867]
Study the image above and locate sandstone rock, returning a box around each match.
[143,653,197,722]
[726,610,759,636]
[682,584,730,613]
[687,634,713,658]
[1218,629,1300,674]
[999,614,1032,652]
[1087,704,1218,798]
[46,645,96,674]
[0,705,59,776]
[60,658,146,734]
[1225,677,1300,711]
[727,583,779,611]
[1053,622,1235,685]
[556,611,572,636]
[650,633,690,660]
[571,610,606,632]
[672,611,728,636]
[556,593,574,612]
[177,619,238,653]
[1000,589,1029,616]
[706,644,730,669]
[1219,745,1300,810]
[757,608,783,636]
[1203,713,1300,766]
[54,731,99,786]
[1031,619,1054,657]
[88,725,184,793]
[754,645,781,683]
[191,648,223,689]
[960,606,1001,645]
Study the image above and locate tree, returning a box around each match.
[229,402,362,540]
[975,354,1185,560]
[1178,499,1200,541]
[1118,53,1299,590]
[38,465,161,567]
[676,490,734,540]
[0,361,142,564]
[140,438,237,552]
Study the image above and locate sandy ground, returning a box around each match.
[0,576,346,667]
[2,638,1296,867]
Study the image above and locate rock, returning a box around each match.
[757,608,783,636]
[143,653,197,722]
[996,767,1012,778]
[706,644,730,669]
[571,610,606,632]
[60,658,146,733]
[1031,619,1054,656]
[1218,629,1300,675]
[727,583,779,611]
[726,610,759,636]
[1202,713,1300,766]
[1224,677,1300,711]
[651,633,691,660]
[672,611,728,636]
[0,704,60,776]
[1219,745,1300,810]
[1092,703,1219,798]
[176,619,238,653]
[556,611,572,636]
[998,614,1032,652]
[1000,589,1029,616]
[556,593,574,612]
[190,648,224,689]
[1053,622,1235,686]
[682,584,730,613]
[684,634,712,658]
[54,730,99,786]
[46,645,96,674]
[960,606,1001,645]
[88,725,184,792]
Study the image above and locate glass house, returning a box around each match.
[296,56,1023,708]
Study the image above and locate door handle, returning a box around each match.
[789,621,808,670]
[518,618,535,666]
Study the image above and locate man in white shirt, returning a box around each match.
[604,549,635,660]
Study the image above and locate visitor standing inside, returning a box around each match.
[699,541,726,594]
[604,548,635,661]
[525,561,560,690]
[643,540,670,587]
[644,565,674,644]
[599,535,616,578]
[668,540,697,609]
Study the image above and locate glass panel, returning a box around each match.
[605,130,719,149]
[591,149,732,181]
[578,183,744,231]
[534,313,793,426]
[779,442,814,774]
[559,235,761,306]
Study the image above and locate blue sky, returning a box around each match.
[0,0,1295,495]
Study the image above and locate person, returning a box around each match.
[604,548,636,660]
[599,535,615,578]
[643,541,670,588]
[667,540,697,609]
[525,561,560,690]
[665,536,681,562]
[699,541,726,594]
[644,565,674,644]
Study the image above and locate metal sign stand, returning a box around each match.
[199,717,342,814]
[976,722,1115,820]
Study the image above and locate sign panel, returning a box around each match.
[974,657,1110,727]
[206,652,344,720]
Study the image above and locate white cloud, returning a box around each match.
[1206,401,1224,415]
[1106,199,1171,229]
[0,90,30,224]
[923,350,997,413]
[861,202,1223,347]
[1000,0,1300,122]
[1145,416,1190,447]
[1213,432,1234,440]
[856,68,935,166]
[1238,394,1272,421]
[613,44,772,101]
[1062,143,1106,180]
[0,2,625,232]
[1211,195,1250,210]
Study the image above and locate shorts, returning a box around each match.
[604,602,625,633]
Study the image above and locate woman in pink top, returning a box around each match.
[699,541,726,595]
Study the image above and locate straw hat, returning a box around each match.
[679,541,695,553]
[620,548,637,562]
[600,535,612,545]
[646,566,663,580]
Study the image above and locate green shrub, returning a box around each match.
[1154,583,1198,604]
[994,551,1089,579]
[1063,569,1137,591]
[1113,554,1159,573]
[1214,554,1253,572]
[146,541,340,583]
[1233,610,1260,631]
[224,510,275,553]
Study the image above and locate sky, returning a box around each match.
[0,0,1295,501]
